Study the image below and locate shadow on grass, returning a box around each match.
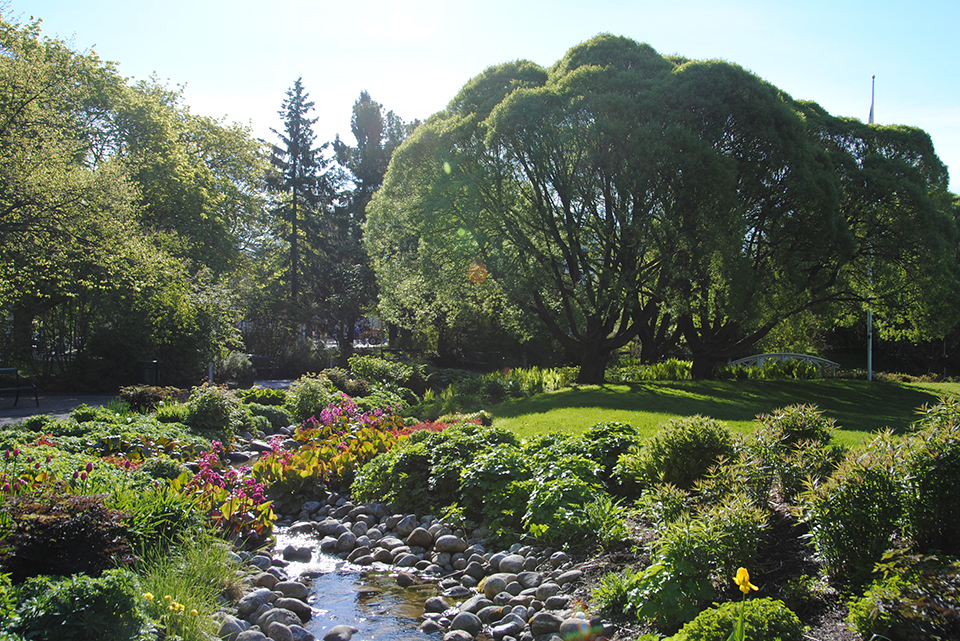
[491,379,944,437]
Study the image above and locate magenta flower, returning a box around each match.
[80,471,87,481]
[85,461,94,473]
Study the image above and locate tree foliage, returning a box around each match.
[367,34,958,381]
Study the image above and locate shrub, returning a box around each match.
[635,483,691,529]
[847,550,960,641]
[110,483,204,555]
[247,403,295,432]
[216,351,255,387]
[692,446,773,510]
[617,416,733,490]
[802,430,905,588]
[581,493,632,549]
[238,387,287,406]
[523,475,600,542]
[581,421,644,492]
[672,597,804,641]
[592,566,642,615]
[902,413,960,554]
[9,569,152,641]
[284,373,338,423]
[756,404,835,446]
[119,385,181,413]
[184,384,243,443]
[459,444,532,530]
[0,492,134,582]
[349,354,423,389]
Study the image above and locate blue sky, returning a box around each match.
[8,0,959,192]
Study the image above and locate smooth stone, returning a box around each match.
[236,631,269,641]
[238,588,277,616]
[267,622,294,641]
[549,551,570,567]
[289,625,315,641]
[544,595,571,610]
[282,546,312,563]
[288,521,316,535]
[556,569,582,586]
[498,554,525,574]
[450,612,483,638]
[352,554,374,566]
[406,526,434,548]
[256,608,302,631]
[275,597,312,623]
[505,581,522,596]
[254,573,280,589]
[275,581,309,600]
[441,585,473,599]
[464,561,486,580]
[425,596,451,613]
[477,605,506,624]
[378,536,404,550]
[322,624,359,641]
[421,620,443,634]
[396,553,419,567]
[530,611,563,636]
[397,571,417,588]
[347,546,372,563]
[443,631,474,641]
[535,583,560,601]
[373,548,394,563]
[488,552,507,571]
[493,591,513,606]
[483,576,507,600]
[434,534,467,553]
[517,571,542,589]
[559,618,592,641]
[218,614,250,641]
[396,514,418,537]
[335,531,357,553]
[459,594,493,614]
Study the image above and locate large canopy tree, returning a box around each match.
[367,34,957,381]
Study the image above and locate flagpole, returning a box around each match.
[867,75,875,382]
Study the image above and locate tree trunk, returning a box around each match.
[690,352,718,380]
[576,344,611,384]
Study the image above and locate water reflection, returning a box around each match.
[275,529,435,641]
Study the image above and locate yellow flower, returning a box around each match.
[190,609,199,616]
[142,592,154,601]
[164,595,172,602]
[733,567,759,595]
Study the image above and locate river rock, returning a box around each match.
[460,594,493,614]
[378,536,404,550]
[319,536,338,554]
[238,588,277,616]
[443,631,475,641]
[441,585,473,599]
[257,607,302,631]
[254,572,280,589]
[316,518,341,536]
[395,552,419,567]
[282,545,313,563]
[322,624,359,641]
[288,521,316,535]
[289,624,316,641]
[477,605,505,624]
[450,612,483,638]
[517,571,542,589]
[559,618,591,641]
[549,551,570,567]
[488,552,507,571]
[498,554,525,574]
[347,546,372,563]
[236,631,269,641]
[483,575,507,599]
[424,596,450,613]
[530,611,563,636]
[544,595,571,610]
[351,521,368,536]
[267,622,294,641]
[275,581,309,600]
[406,527,434,548]
[556,569,582,586]
[464,561,486,580]
[396,514,418,537]
[335,531,357,553]
[505,581,522,596]
[275,597,312,623]
[217,614,250,641]
[421,620,443,634]
[535,583,560,601]
[435,534,467,553]
[396,571,417,588]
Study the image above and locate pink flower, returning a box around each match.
[80,471,87,481]
[85,461,94,473]
[73,470,79,480]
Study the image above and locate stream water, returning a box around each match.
[274,530,436,641]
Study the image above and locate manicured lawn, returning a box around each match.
[490,379,956,449]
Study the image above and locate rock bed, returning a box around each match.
[216,491,615,641]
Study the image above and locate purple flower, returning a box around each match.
[85,461,94,473]
[80,471,87,481]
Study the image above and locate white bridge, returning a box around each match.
[728,352,840,376]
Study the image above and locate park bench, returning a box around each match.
[0,367,39,407]
[728,352,840,376]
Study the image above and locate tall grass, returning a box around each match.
[137,530,248,641]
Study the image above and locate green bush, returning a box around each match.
[0,492,134,582]
[692,446,773,510]
[636,483,691,529]
[284,373,338,423]
[459,444,532,530]
[581,421,644,491]
[903,415,960,555]
[215,351,255,388]
[110,484,204,555]
[671,597,804,641]
[154,400,191,424]
[238,387,287,406]
[9,569,152,641]
[184,384,243,443]
[617,416,734,490]
[847,550,960,641]
[608,358,692,382]
[349,354,423,388]
[803,430,904,588]
[523,475,600,542]
[756,404,835,446]
[247,402,295,432]
[119,385,182,413]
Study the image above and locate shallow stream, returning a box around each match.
[274,530,436,641]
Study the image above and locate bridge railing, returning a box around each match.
[727,352,840,376]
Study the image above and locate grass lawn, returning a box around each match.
[490,379,959,449]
